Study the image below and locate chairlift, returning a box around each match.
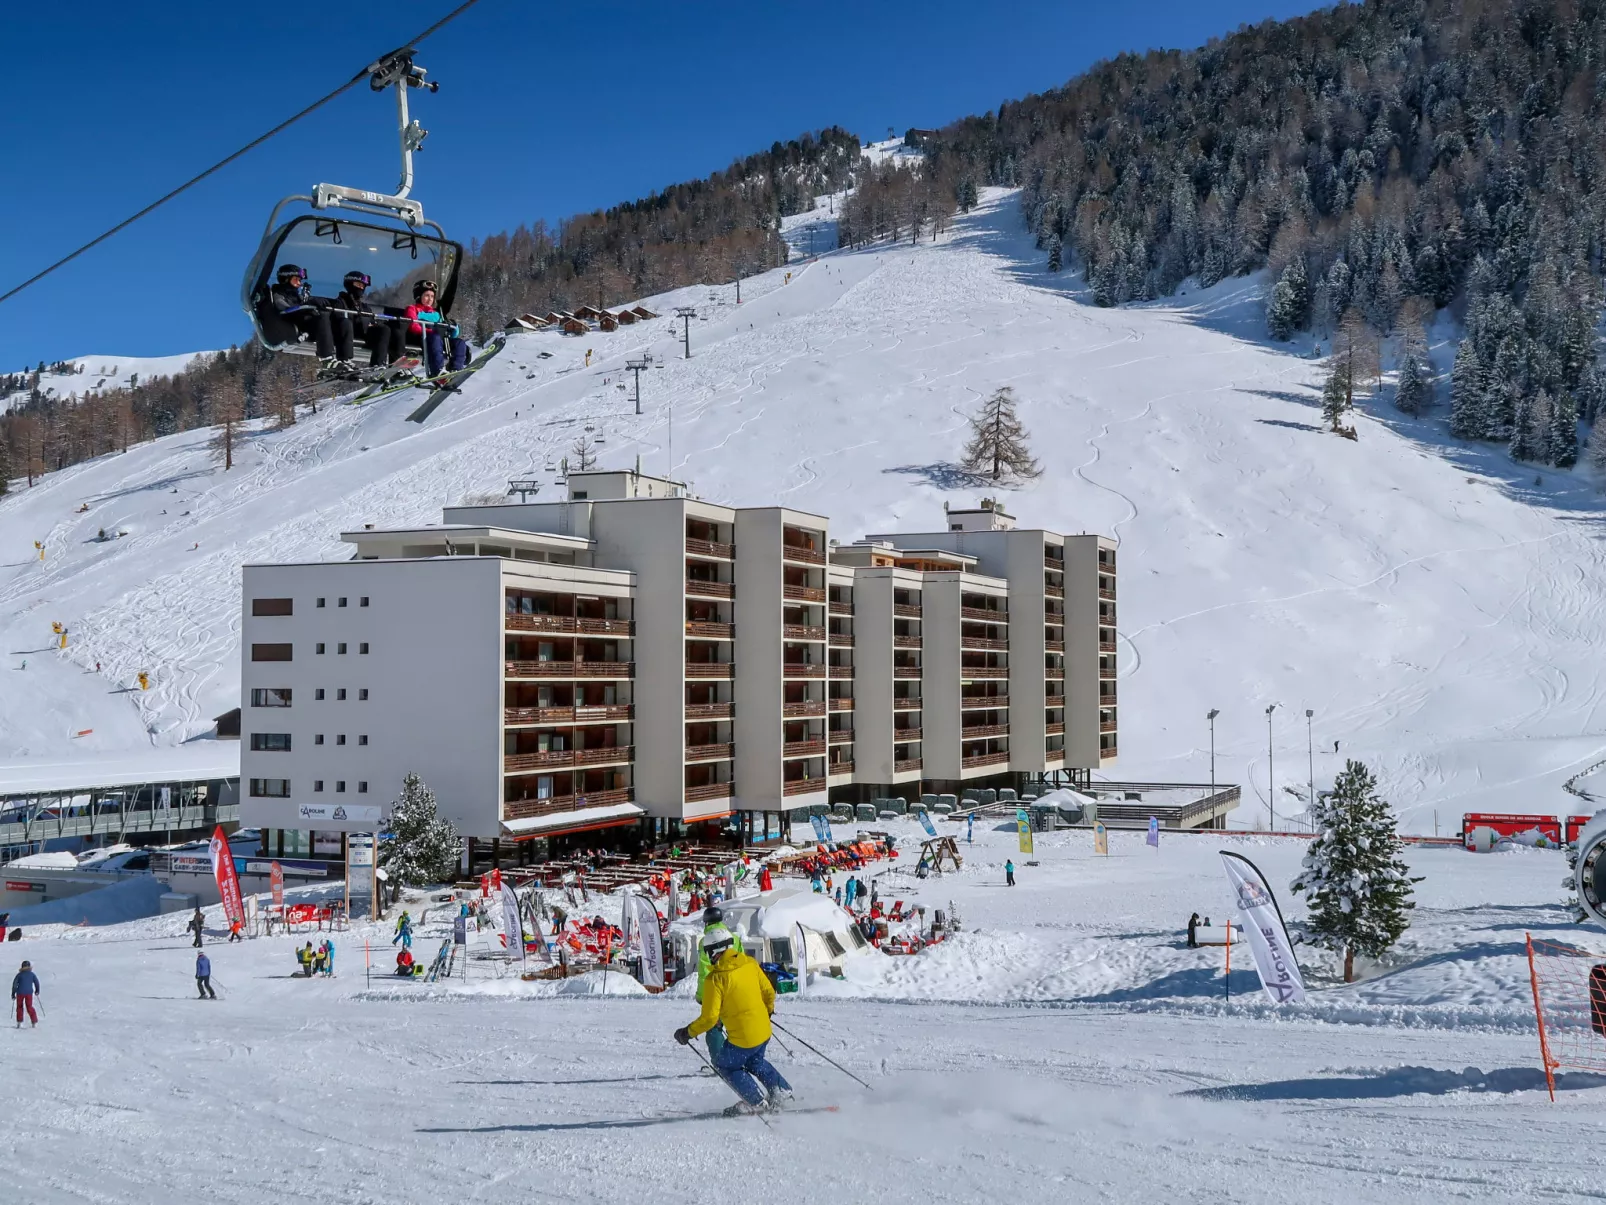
[240,50,462,371]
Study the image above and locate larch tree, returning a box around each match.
[208,377,246,471]
[1291,759,1419,983]
[961,387,1042,482]
[380,773,461,887]
[570,436,598,471]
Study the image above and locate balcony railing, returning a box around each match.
[686,621,733,639]
[1099,639,1117,653]
[961,607,1006,623]
[962,724,1007,738]
[829,761,854,776]
[685,537,735,560]
[893,758,922,773]
[893,635,922,649]
[828,632,854,647]
[685,663,734,679]
[686,579,734,599]
[505,750,575,771]
[1100,692,1118,706]
[685,743,733,762]
[574,744,632,767]
[505,705,633,725]
[960,666,1008,679]
[783,739,827,758]
[685,702,733,720]
[962,752,1010,769]
[784,624,827,642]
[1100,743,1118,759]
[829,696,855,711]
[783,701,826,718]
[507,615,635,636]
[1046,748,1065,762]
[503,787,633,822]
[892,697,922,710]
[1045,666,1065,679]
[893,666,922,679]
[783,584,826,603]
[684,781,733,803]
[960,694,1008,707]
[506,661,634,679]
[894,727,923,741]
[1101,720,1118,733]
[1046,721,1066,736]
[1044,551,1064,568]
[1100,587,1117,601]
[892,603,922,618]
[1100,664,1117,680]
[1045,585,1065,599]
[828,599,854,615]
[783,663,826,678]
[782,543,825,565]
[828,728,854,743]
[1045,639,1065,652]
[782,778,825,796]
[962,637,1008,651]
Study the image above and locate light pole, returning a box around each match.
[1207,709,1220,800]
[1305,709,1315,833]
[1265,704,1277,832]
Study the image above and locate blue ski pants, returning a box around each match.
[713,1036,791,1106]
[424,331,470,376]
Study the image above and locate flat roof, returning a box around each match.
[0,743,240,797]
[340,525,592,549]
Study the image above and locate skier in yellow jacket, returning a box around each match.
[675,930,794,1114]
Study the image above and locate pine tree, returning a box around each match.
[1321,359,1352,431]
[1266,257,1308,341]
[380,772,461,887]
[960,387,1041,481]
[1449,339,1485,438]
[1546,389,1578,468]
[1047,235,1063,273]
[1291,759,1418,983]
[1509,390,1539,462]
[1394,352,1429,415]
[0,437,9,496]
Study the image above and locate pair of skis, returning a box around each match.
[406,337,508,424]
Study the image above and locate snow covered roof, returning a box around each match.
[0,744,239,796]
[501,801,644,837]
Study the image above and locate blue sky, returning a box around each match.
[0,0,1321,369]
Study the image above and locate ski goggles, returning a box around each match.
[344,273,372,290]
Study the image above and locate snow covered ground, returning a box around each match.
[1,351,209,415]
[3,187,1606,832]
[5,819,1602,1202]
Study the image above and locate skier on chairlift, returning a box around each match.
[405,279,469,379]
[265,264,340,369]
[335,271,395,372]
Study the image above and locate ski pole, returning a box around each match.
[771,1020,872,1090]
[683,1037,772,1127]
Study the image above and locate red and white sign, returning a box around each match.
[1462,812,1561,848]
[209,825,245,925]
[270,861,284,909]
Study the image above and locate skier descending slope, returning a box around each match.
[11,960,39,1027]
[675,930,793,1116]
[195,952,216,1000]
[695,906,741,1064]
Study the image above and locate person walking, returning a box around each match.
[195,951,216,999]
[228,917,244,943]
[674,929,792,1115]
[392,911,413,950]
[12,960,39,1027]
[1005,860,1016,887]
[1187,912,1201,949]
[188,907,205,948]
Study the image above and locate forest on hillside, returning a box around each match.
[906,0,1606,468]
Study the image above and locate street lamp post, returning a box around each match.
[1207,709,1220,801]
[1265,704,1277,832]
[1305,709,1315,833]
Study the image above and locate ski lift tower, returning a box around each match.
[506,479,540,502]
[624,352,654,415]
[674,307,697,359]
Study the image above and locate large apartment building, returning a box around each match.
[239,473,1116,856]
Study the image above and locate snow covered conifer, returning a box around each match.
[1449,339,1485,438]
[1266,256,1308,341]
[1394,352,1429,416]
[1292,759,1418,982]
[960,387,1041,482]
[381,773,461,887]
[1047,235,1063,273]
[1321,359,1352,431]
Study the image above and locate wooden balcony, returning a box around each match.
[962,752,1010,769]
[576,705,632,723]
[506,660,634,679]
[1045,666,1065,679]
[784,624,827,642]
[828,632,854,647]
[504,613,576,634]
[1101,720,1118,733]
[1044,585,1065,599]
[684,781,733,803]
[962,637,1008,651]
[685,702,733,720]
[1045,639,1065,652]
[503,787,633,822]
[962,724,1007,738]
[1099,587,1117,601]
[783,739,827,758]
[1100,743,1118,759]
[783,663,825,679]
[828,728,854,743]
[1100,692,1118,706]
[1045,721,1066,736]
[686,579,734,599]
[685,743,733,762]
[961,607,1006,623]
[574,744,632,767]
[782,778,825,796]
[892,697,922,710]
[686,621,733,640]
[829,761,854,776]
[685,662,734,679]
[685,537,735,560]
[960,694,1008,707]
[893,603,922,618]
[782,544,825,566]
[960,666,1008,679]
[1045,748,1065,762]
[893,759,922,773]
[783,701,826,718]
[1099,664,1117,680]
[783,584,826,603]
[894,727,923,741]
[828,599,854,615]
[505,750,574,771]
[1044,551,1064,568]
[893,666,922,679]
[893,634,922,649]
[504,705,632,725]
[1099,639,1117,653]
[829,696,855,711]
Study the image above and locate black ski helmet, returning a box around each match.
[343,270,372,291]
[702,905,723,926]
[412,278,438,302]
[277,263,306,284]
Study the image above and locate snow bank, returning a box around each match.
[3,874,169,927]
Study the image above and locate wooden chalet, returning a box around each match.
[598,312,619,332]
[612,309,638,325]
[572,305,607,321]
[631,305,658,319]
[560,317,589,335]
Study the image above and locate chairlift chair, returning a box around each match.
[240,49,463,373]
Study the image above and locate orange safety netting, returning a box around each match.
[1525,933,1606,1100]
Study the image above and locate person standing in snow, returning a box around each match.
[12,960,39,1027]
[188,908,205,947]
[1187,912,1201,949]
[674,929,792,1116]
[393,911,413,949]
[1005,860,1016,887]
[195,951,216,999]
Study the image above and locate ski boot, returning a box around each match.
[765,1087,794,1112]
[722,1101,761,1118]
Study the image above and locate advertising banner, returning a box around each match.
[793,921,809,995]
[1016,809,1034,855]
[917,810,938,837]
[633,894,664,989]
[809,814,827,843]
[208,825,245,925]
[1094,822,1108,856]
[270,861,284,909]
[294,803,381,825]
[1147,816,1160,847]
[499,882,524,961]
[1219,851,1307,1005]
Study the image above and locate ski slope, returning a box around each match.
[3,187,1604,831]
[0,351,210,416]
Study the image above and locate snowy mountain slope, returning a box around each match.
[3,187,1605,831]
[0,352,210,415]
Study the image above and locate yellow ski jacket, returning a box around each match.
[687,948,775,1048]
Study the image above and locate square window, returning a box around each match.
[336,734,346,746]
[338,597,348,608]
[359,643,369,655]
[358,689,369,701]
[359,596,369,607]
[358,735,368,746]
[315,643,326,655]
[335,781,346,793]
[316,598,326,607]
[358,781,368,793]
[337,643,347,655]
[314,780,325,792]
[337,689,347,701]
[314,688,326,701]
[315,734,325,746]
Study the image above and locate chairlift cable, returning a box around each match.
[0,0,488,309]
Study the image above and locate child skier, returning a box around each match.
[11,960,38,1027]
[393,912,413,950]
[674,930,792,1116]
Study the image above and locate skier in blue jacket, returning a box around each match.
[195,952,216,999]
[12,960,39,1026]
